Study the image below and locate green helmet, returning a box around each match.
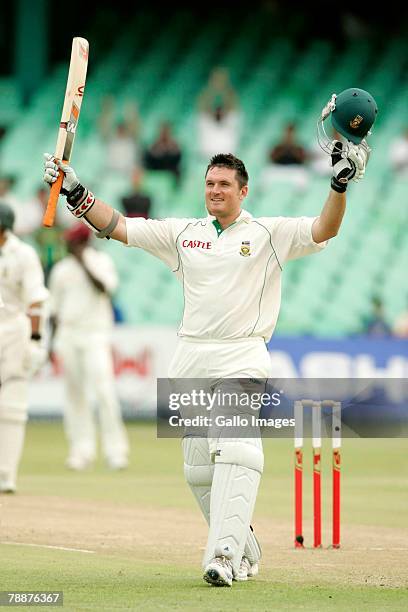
[331,88,378,144]
[0,201,15,231]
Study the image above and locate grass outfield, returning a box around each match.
[0,421,407,611]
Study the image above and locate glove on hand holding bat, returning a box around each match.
[43,153,96,221]
[44,154,80,194]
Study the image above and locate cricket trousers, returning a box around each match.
[55,329,129,466]
[0,315,31,491]
[168,336,272,575]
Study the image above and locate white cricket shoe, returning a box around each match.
[65,455,93,471]
[203,556,233,587]
[0,471,16,493]
[0,480,16,494]
[235,556,259,581]
[106,456,128,470]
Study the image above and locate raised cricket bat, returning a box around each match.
[43,37,89,227]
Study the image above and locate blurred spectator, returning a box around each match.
[0,174,20,210]
[16,186,72,238]
[0,175,30,237]
[98,96,141,175]
[48,223,129,471]
[361,296,392,337]
[393,300,408,338]
[0,125,7,142]
[389,127,408,177]
[14,186,44,236]
[198,66,238,114]
[143,122,182,184]
[259,123,310,191]
[269,122,308,165]
[121,167,152,218]
[196,67,241,158]
[0,175,17,200]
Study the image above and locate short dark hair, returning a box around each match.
[206,153,249,188]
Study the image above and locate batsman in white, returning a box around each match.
[0,202,49,493]
[48,223,129,470]
[43,89,376,586]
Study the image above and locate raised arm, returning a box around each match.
[81,197,128,244]
[43,154,127,243]
[313,88,377,244]
[312,141,368,243]
[312,189,346,243]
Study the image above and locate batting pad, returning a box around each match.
[245,525,262,565]
[0,375,29,422]
[203,441,263,575]
[183,437,263,565]
[0,420,26,489]
[183,437,214,523]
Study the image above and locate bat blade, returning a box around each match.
[43,37,89,227]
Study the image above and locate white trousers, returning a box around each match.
[55,329,128,464]
[0,315,30,490]
[168,336,272,380]
[169,337,271,572]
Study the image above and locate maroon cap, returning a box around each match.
[63,223,92,243]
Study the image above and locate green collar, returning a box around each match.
[212,219,238,235]
[212,219,224,235]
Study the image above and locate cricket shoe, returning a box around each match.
[65,455,93,471]
[0,481,16,494]
[203,556,233,587]
[106,456,128,470]
[234,556,259,581]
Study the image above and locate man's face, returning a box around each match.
[205,166,247,218]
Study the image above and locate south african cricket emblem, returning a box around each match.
[240,241,251,257]
[349,114,363,129]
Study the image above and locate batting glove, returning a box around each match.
[43,153,96,219]
[43,153,80,195]
[347,142,369,182]
[330,141,357,193]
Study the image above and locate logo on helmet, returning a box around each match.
[349,115,363,129]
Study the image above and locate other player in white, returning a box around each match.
[43,90,374,586]
[0,203,48,493]
[48,223,129,470]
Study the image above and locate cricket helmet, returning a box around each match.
[331,88,378,144]
[0,201,15,231]
[317,88,378,154]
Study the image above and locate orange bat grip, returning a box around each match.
[43,167,64,227]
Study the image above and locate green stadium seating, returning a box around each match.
[1,13,406,336]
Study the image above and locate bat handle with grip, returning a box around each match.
[43,163,64,227]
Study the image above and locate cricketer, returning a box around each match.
[43,88,377,586]
[0,203,49,493]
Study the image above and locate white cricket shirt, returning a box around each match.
[0,232,48,321]
[49,247,117,333]
[126,210,326,341]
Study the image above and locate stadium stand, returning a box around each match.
[1,9,407,336]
